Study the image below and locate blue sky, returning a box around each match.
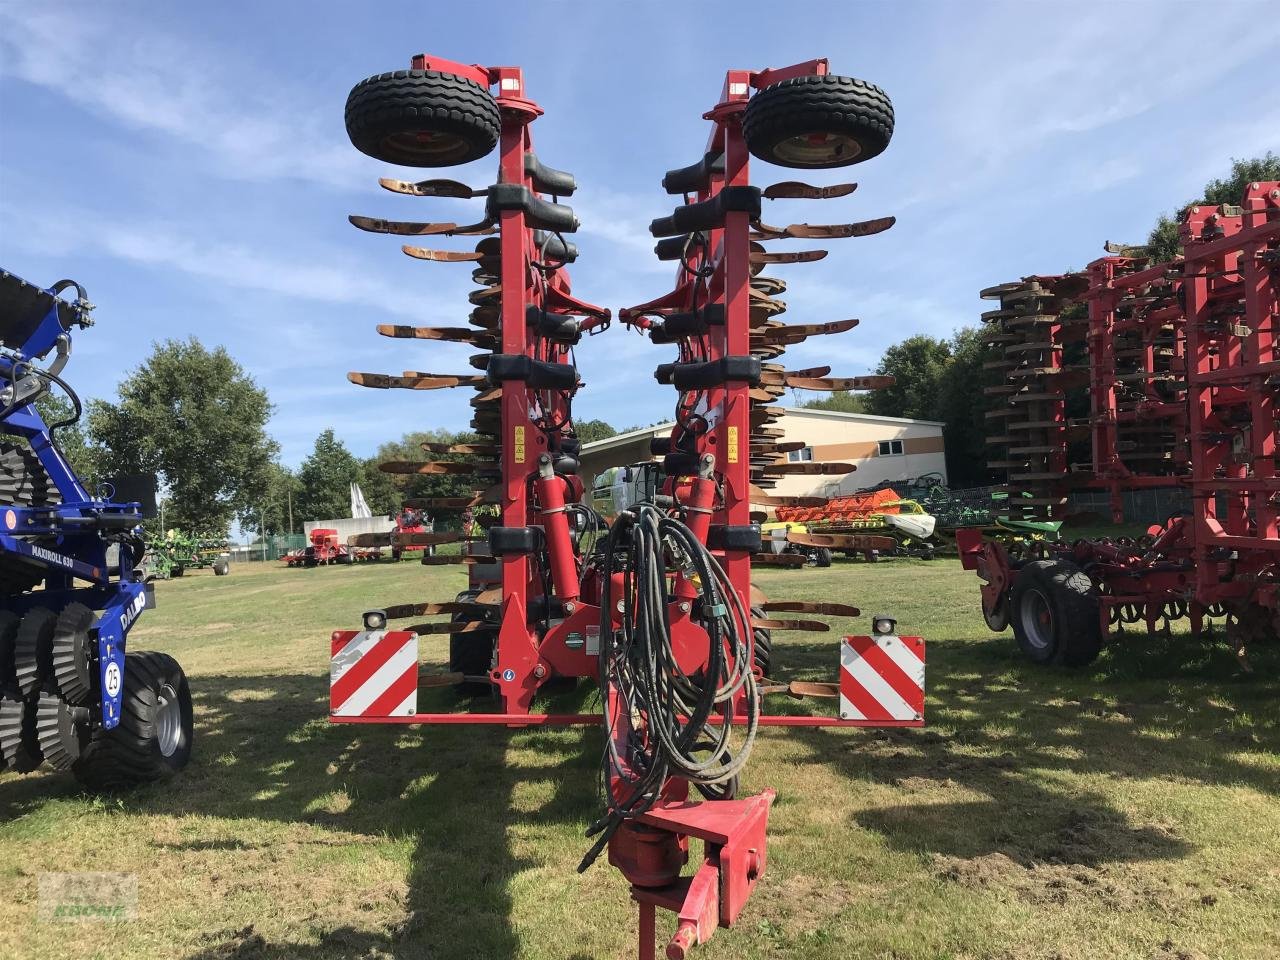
[1,1,1276,467]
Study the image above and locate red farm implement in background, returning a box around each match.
[329,54,923,959]
[348,506,433,562]
[962,181,1280,666]
[282,527,350,567]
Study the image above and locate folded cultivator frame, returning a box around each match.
[962,182,1280,667]
[330,55,924,958]
[1,270,194,789]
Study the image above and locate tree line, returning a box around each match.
[51,341,634,538]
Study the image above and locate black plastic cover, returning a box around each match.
[103,474,158,519]
[652,304,727,343]
[526,305,582,344]
[649,187,762,237]
[0,270,60,352]
[487,354,578,390]
[706,524,762,553]
[662,151,726,195]
[532,230,578,263]
[489,526,541,556]
[552,455,580,475]
[654,232,709,261]
[670,356,762,391]
[524,153,577,196]
[663,452,702,477]
[486,184,578,233]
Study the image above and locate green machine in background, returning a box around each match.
[142,529,230,580]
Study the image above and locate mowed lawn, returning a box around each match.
[1,556,1277,960]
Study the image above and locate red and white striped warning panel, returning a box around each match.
[839,635,925,725]
[330,630,418,718]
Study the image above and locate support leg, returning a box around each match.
[638,900,657,960]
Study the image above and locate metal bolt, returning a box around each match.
[678,601,690,614]
[564,601,576,614]
[616,600,625,613]
[533,664,546,679]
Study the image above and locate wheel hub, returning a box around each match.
[155,683,183,758]
[1020,589,1053,651]
[775,132,863,167]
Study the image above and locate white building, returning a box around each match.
[579,407,946,500]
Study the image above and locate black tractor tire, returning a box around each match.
[345,70,500,167]
[743,74,894,169]
[52,602,95,705]
[1010,560,1103,667]
[171,565,185,578]
[448,590,498,697]
[811,547,833,568]
[212,559,229,576]
[72,651,193,791]
[750,605,772,677]
[13,607,56,697]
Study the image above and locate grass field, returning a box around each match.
[2,557,1277,960]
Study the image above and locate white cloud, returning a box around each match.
[0,6,364,189]
[7,201,441,320]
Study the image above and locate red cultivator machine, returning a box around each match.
[282,527,351,567]
[348,506,431,562]
[962,181,1280,666]
[330,54,924,958]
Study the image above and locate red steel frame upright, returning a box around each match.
[620,60,836,646]
[1183,183,1280,599]
[1083,256,1190,522]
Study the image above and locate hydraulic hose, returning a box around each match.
[579,503,759,872]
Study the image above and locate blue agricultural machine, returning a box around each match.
[0,268,193,789]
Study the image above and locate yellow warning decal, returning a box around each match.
[514,426,526,464]
[727,425,739,464]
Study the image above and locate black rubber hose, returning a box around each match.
[578,505,758,872]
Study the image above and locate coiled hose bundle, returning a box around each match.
[578,503,759,871]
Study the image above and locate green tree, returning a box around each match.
[358,456,400,516]
[801,390,867,414]
[87,338,277,533]
[35,392,99,488]
[258,462,301,536]
[936,327,997,487]
[295,429,361,521]
[374,429,480,519]
[865,335,952,421]
[1148,152,1280,261]
[574,418,618,445]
